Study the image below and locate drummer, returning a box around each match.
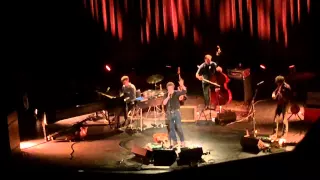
[121,76,136,121]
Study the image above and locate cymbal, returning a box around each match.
[147,74,164,84]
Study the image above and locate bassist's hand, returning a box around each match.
[197,76,204,81]
[216,66,222,72]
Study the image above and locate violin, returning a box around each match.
[272,85,283,100]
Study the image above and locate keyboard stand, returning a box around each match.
[127,102,145,131]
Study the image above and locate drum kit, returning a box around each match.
[143,74,166,120]
[128,74,166,130]
[143,74,166,99]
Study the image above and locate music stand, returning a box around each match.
[197,104,208,121]
[198,85,222,121]
[287,104,302,121]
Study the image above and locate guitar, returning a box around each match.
[272,86,282,100]
[177,67,187,105]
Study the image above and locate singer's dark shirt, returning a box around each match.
[196,61,217,84]
[164,89,187,111]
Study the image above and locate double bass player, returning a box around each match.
[196,54,223,110]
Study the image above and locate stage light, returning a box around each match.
[166,65,172,68]
[288,65,296,74]
[289,65,295,69]
[260,64,266,69]
[20,141,37,149]
[105,65,111,71]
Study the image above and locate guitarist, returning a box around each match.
[271,75,292,138]
[196,54,223,109]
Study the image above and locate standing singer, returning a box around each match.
[196,54,223,109]
[163,81,187,147]
[271,76,291,138]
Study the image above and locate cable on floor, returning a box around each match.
[70,141,80,160]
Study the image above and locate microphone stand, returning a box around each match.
[250,87,259,137]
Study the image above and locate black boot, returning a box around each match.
[272,122,277,134]
[270,122,277,138]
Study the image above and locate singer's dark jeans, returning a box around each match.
[166,110,185,142]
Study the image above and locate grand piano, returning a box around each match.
[45,89,127,130]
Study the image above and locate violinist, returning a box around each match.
[196,54,223,109]
[271,76,291,138]
[177,78,187,105]
[177,67,187,105]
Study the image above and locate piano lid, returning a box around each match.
[45,89,125,124]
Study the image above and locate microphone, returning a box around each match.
[257,81,264,86]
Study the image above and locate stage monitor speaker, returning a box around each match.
[228,75,252,103]
[240,136,261,154]
[153,149,177,166]
[180,106,196,122]
[131,145,152,158]
[177,147,203,165]
[8,111,20,155]
[216,111,237,125]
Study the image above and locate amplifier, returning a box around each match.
[215,111,237,125]
[228,74,252,103]
[227,68,250,80]
[306,92,320,108]
[180,106,196,122]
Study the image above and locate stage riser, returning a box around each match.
[8,111,21,155]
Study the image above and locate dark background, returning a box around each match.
[6,0,318,113]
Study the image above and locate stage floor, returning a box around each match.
[20,97,308,172]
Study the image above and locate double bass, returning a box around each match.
[209,46,232,106]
